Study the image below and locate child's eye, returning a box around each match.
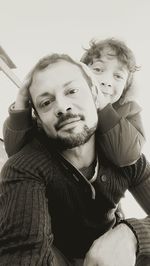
[114,74,123,79]
[67,88,79,95]
[92,67,103,73]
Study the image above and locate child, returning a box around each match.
[3,38,145,167]
[81,38,145,166]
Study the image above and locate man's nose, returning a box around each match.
[54,99,72,117]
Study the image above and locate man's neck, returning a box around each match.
[61,135,96,170]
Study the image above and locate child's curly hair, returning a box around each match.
[81,38,140,104]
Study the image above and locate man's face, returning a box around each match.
[30,60,98,148]
[88,53,129,104]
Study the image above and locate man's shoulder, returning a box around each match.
[1,137,54,183]
[12,137,51,162]
[97,147,149,187]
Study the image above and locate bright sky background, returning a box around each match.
[0,0,150,218]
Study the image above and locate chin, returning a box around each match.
[56,125,96,149]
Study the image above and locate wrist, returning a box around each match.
[8,103,34,130]
[15,94,29,110]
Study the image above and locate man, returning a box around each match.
[0,54,150,265]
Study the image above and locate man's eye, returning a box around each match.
[40,100,51,108]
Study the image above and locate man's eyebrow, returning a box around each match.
[36,81,74,101]
[37,92,51,99]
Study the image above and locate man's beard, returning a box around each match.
[56,124,96,149]
[41,113,97,149]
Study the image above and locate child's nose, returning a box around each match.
[101,81,112,87]
[100,73,113,87]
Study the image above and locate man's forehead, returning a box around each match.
[30,59,89,97]
[33,60,84,81]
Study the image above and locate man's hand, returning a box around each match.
[15,78,30,110]
[83,223,137,266]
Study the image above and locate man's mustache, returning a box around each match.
[55,113,84,130]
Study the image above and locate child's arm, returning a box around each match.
[3,104,36,157]
[3,81,37,157]
[97,101,145,167]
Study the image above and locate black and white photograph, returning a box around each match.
[0,0,150,265]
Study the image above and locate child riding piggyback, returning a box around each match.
[81,38,145,166]
[3,38,145,167]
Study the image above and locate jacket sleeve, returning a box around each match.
[121,154,150,259]
[97,102,146,167]
[3,104,36,157]
[0,156,54,265]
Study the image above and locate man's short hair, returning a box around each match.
[25,53,94,92]
[24,53,100,114]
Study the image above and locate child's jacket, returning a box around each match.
[3,101,145,167]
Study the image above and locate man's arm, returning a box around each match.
[122,154,150,257]
[0,156,54,265]
[84,154,150,266]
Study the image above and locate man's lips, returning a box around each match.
[56,118,81,130]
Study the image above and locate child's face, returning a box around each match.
[88,54,129,104]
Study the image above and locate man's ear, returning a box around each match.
[37,118,42,127]
[32,109,42,127]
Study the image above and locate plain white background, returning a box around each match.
[0,0,150,218]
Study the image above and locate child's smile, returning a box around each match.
[88,55,129,104]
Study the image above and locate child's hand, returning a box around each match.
[78,62,110,110]
[91,83,110,110]
[96,87,111,110]
[15,78,30,110]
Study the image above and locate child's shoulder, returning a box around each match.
[114,101,142,117]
